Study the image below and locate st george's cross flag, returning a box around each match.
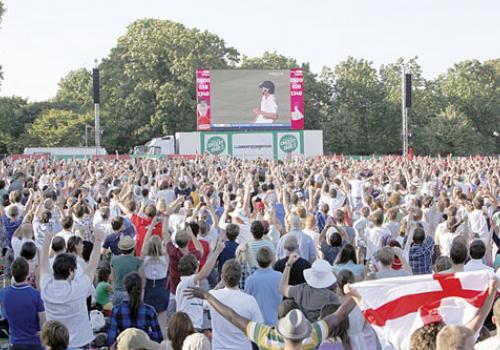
[351,270,494,350]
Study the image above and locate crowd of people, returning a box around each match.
[0,155,498,350]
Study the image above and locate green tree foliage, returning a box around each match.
[54,68,93,112]
[427,105,483,155]
[436,60,500,153]
[99,19,240,148]
[0,96,27,153]
[27,109,93,147]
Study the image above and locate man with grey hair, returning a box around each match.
[245,247,283,326]
[276,214,316,263]
[375,246,412,279]
[273,236,311,285]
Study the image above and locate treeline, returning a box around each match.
[0,18,499,155]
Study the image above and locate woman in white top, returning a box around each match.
[141,216,169,333]
[436,215,469,257]
[335,269,381,350]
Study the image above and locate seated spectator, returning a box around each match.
[114,327,161,350]
[40,320,69,350]
[111,235,142,305]
[95,262,113,316]
[40,228,104,349]
[0,257,45,349]
[108,272,163,345]
[160,312,195,350]
[182,333,211,350]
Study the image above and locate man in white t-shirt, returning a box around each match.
[468,197,489,243]
[39,228,105,349]
[205,259,263,350]
[175,239,224,330]
[252,80,278,124]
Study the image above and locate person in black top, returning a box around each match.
[273,235,311,285]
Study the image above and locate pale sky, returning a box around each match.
[0,0,498,101]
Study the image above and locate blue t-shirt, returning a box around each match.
[103,226,135,256]
[1,215,23,248]
[0,284,45,345]
[217,240,238,273]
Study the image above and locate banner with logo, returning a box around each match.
[203,134,229,156]
[290,69,304,130]
[196,69,211,131]
[277,132,302,158]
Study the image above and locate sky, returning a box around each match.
[0,0,498,101]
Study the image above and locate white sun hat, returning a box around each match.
[303,259,337,289]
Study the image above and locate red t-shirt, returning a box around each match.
[131,214,162,256]
[167,242,202,294]
[188,239,210,270]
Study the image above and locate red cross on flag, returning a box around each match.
[352,270,494,350]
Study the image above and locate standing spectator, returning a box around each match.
[280,254,339,322]
[245,247,283,326]
[276,215,316,263]
[206,259,263,350]
[108,272,163,346]
[376,247,412,279]
[55,216,74,244]
[274,235,311,286]
[408,228,435,275]
[160,312,195,350]
[464,240,494,272]
[0,257,46,349]
[217,223,239,274]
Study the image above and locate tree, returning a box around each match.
[325,57,385,154]
[26,109,93,147]
[0,96,27,153]
[54,68,93,112]
[427,105,483,155]
[99,19,240,149]
[436,60,500,154]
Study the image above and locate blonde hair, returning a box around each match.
[436,325,474,350]
[305,214,316,229]
[145,235,163,258]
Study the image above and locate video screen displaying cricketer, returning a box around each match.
[196,69,304,130]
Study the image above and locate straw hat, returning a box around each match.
[277,309,312,341]
[118,236,135,251]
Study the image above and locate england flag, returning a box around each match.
[351,270,494,349]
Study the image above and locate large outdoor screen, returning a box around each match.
[196,69,304,130]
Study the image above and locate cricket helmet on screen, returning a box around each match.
[259,80,275,94]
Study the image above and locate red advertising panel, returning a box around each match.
[196,69,211,130]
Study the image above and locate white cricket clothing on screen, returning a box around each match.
[255,95,277,123]
[206,287,263,350]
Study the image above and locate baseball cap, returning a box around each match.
[116,328,159,350]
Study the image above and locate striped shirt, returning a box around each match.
[246,320,329,350]
[247,239,275,267]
